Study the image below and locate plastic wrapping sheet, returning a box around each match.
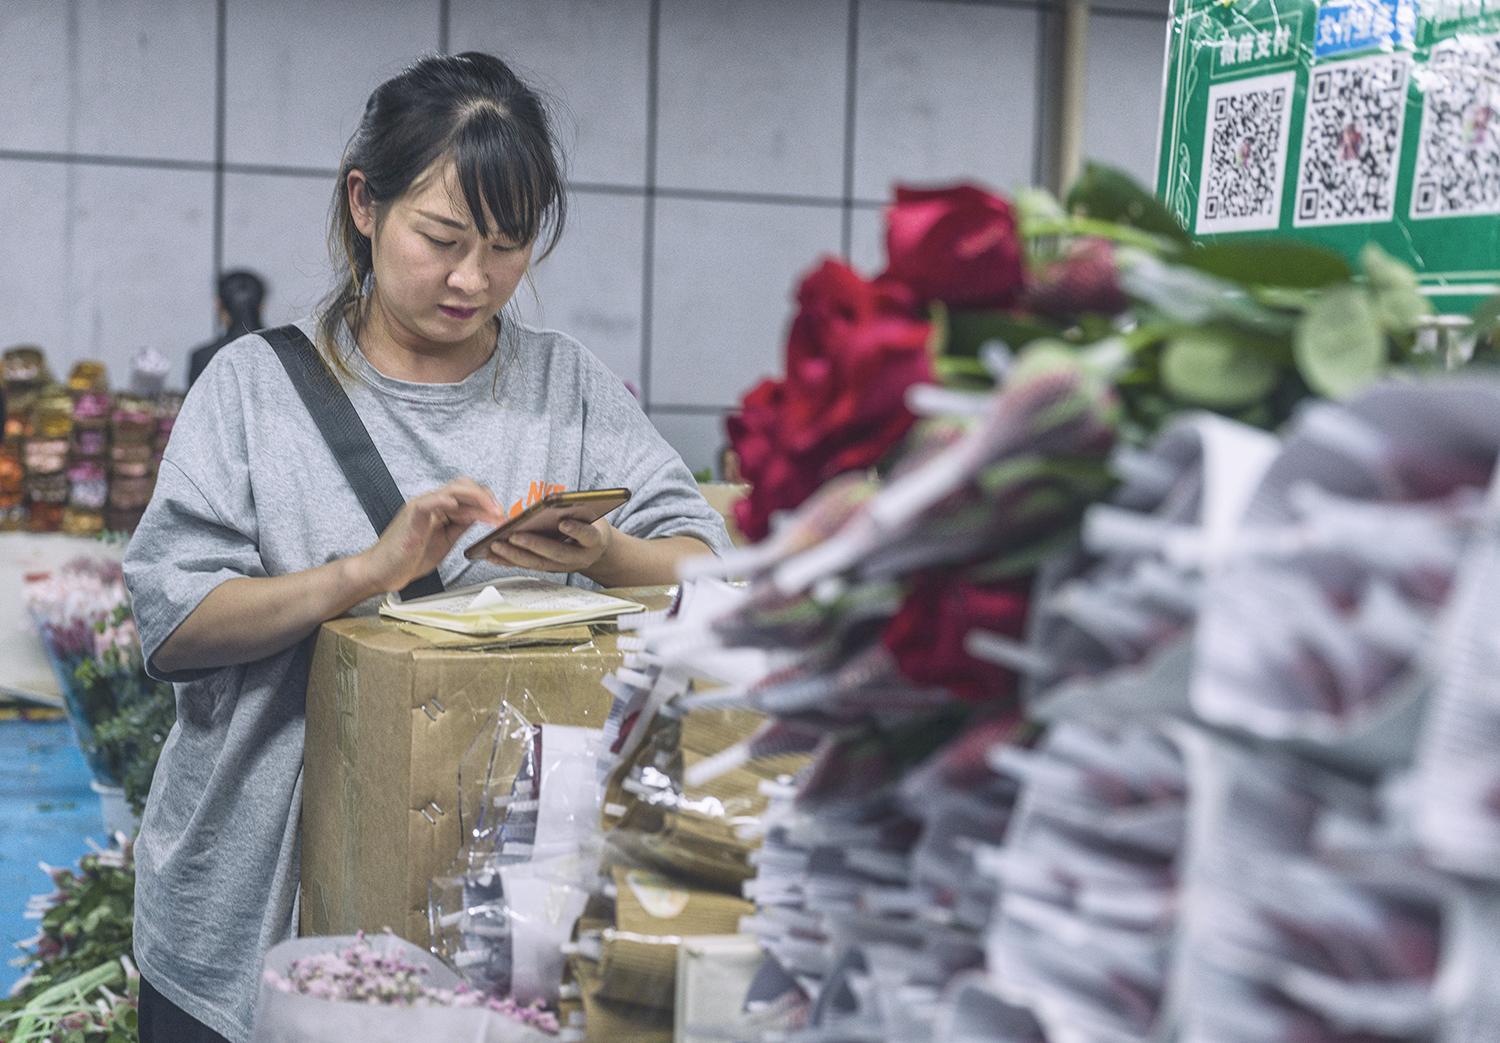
[737,716,1023,1041]
[1173,738,1473,1043]
[431,702,605,1004]
[251,934,554,1043]
[1157,0,1499,311]
[1025,413,1277,722]
[984,721,1190,1042]
[601,676,804,889]
[1414,502,1500,879]
[567,605,813,1037]
[1192,380,1500,774]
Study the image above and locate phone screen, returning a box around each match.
[462,488,631,560]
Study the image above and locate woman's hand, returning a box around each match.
[354,477,505,594]
[485,518,613,575]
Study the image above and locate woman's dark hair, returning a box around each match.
[218,269,265,330]
[318,51,567,371]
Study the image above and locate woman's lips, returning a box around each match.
[439,304,479,320]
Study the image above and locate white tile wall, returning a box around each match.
[0,161,73,357]
[2,0,1173,393]
[1083,13,1171,189]
[0,2,65,155]
[855,0,1041,200]
[511,190,647,388]
[224,0,439,170]
[0,0,216,161]
[72,167,215,380]
[647,411,729,478]
[222,173,338,327]
[848,205,888,277]
[0,160,215,379]
[656,0,849,197]
[449,0,652,187]
[651,197,843,409]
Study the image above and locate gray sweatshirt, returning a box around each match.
[122,315,729,1041]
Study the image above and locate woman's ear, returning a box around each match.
[347,170,376,238]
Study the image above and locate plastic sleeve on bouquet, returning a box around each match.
[1172,734,1475,1043]
[985,720,1189,1041]
[251,934,555,1043]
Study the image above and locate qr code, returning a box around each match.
[1294,54,1411,227]
[1198,72,1296,234]
[1410,33,1500,219]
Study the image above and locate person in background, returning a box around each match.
[187,269,266,386]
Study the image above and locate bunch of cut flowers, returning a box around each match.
[253,931,561,1042]
[1,839,139,1043]
[602,164,1475,1039]
[24,557,175,807]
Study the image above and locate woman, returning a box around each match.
[124,52,728,1043]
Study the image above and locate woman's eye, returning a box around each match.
[423,233,457,248]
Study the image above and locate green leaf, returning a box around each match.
[1010,338,1082,381]
[1014,187,1066,227]
[1065,163,1191,247]
[925,299,950,359]
[1360,243,1431,335]
[1120,250,1297,337]
[1295,286,1386,398]
[1161,328,1279,407]
[945,309,1058,359]
[1182,240,1353,289]
[1473,292,1500,336]
[935,357,995,392]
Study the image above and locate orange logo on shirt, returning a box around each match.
[506,480,568,519]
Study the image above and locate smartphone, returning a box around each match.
[462,487,632,561]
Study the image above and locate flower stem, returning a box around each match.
[1021,216,1178,254]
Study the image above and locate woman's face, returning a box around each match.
[349,158,535,349]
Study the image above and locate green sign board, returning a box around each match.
[1157,0,1500,311]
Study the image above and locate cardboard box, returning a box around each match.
[300,589,673,944]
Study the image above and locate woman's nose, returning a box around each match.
[448,251,488,295]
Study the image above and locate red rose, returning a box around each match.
[727,380,822,541]
[881,573,1030,703]
[882,184,1025,309]
[728,260,933,541]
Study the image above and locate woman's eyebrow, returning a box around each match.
[416,209,469,230]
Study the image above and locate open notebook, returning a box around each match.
[379,577,646,637]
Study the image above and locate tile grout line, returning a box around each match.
[0,149,903,208]
[1031,2,1050,189]
[650,403,736,416]
[840,0,860,261]
[438,0,451,53]
[212,0,228,284]
[640,0,662,411]
[0,149,214,172]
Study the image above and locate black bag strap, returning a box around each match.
[260,324,444,601]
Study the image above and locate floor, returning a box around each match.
[0,714,101,995]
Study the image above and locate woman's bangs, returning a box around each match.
[450,109,561,254]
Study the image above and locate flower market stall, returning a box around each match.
[222,160,1498,1043]
[5,154,1499,1041]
